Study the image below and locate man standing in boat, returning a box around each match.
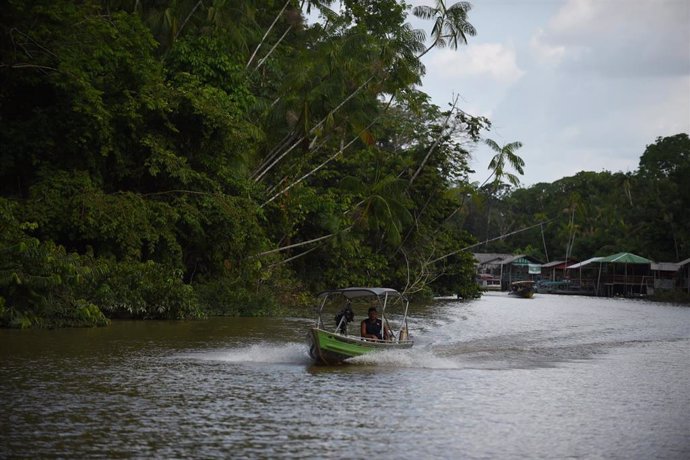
[361,307,390,341]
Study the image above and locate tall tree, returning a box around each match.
[636,133,690,260]
[413,1,477,58]
[477,138,525,248]
[482,139,525,191]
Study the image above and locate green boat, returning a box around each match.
[308,287,413,365]
[509,280,536,298]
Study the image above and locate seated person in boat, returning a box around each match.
[361,307,390,341]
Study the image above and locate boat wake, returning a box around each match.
[179,337,623,371]
[347,347,460,369]
[183,342,312,365]
[178,328,634,371]
[178,320,642,370]
[183,340,469,369]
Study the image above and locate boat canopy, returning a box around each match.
[317,287,404,300]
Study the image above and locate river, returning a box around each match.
[1,293,689,459]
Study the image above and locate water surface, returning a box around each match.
[1,294,689,459]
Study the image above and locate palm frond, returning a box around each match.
[412,6,436,20]
[484,138,501,152]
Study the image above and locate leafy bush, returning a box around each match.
[92,259,202,320]
[0,233,110,328]
[0,197,202,326]
[196,278,278,317]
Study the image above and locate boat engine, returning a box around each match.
[334,303,354,333]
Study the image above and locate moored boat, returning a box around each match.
[509,280,535,298]
[307,287,413,365]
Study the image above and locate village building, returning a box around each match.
[651,262,681,292]
[473,253,542,291]
[669,257,690,294]
[540,260,573,282]
[474,252,689,298]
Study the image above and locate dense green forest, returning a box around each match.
[469,132,690,266]
[1,1,688,328]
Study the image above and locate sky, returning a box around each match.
[408,0,690,186]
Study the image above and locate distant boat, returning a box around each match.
[307,287,413,365]
[509,280,535,298]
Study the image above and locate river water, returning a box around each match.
[1,293,689,459]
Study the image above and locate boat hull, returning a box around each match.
[512,288,534,298]
[308,327,413,365]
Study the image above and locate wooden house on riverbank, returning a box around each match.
[562,257,603,294]
[540,260,574,282]
[679,258,690,294]
[651,258,690,295]
[595,252,653,297]
[473,253,543,291]
[651,262,681,292]
[677,259,690,295]
[474,251,689,299]
[558,253,653,297]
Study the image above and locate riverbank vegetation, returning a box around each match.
[1,1,688,327]
[469,133,690,265]
[1,0,486,327]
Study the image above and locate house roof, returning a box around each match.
[598,252,653,264]
[472,253,513,265]
[498,254,525,265]
[651,263,680,272]
[499,254,543,265]
[541,260,565,268]
[566,257,604,269]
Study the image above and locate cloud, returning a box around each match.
[535,0,690,77]
[427,43,525,84]
[530,29,566,65]
[466,68,688,186]
[416,0,690,187]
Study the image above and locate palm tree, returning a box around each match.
[340,174,413,247]
[480,138,524,247]
[482,138,525,191]
[413,1,477,59]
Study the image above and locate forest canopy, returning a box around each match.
[467,133,690,266]
[0,0,487,327]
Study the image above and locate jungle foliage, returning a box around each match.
[1,1,686,328]
[465,134,690,265]
[0,0,486,327]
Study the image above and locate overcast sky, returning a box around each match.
[409,0,690,187]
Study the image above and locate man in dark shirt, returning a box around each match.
[361,307,388,340]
